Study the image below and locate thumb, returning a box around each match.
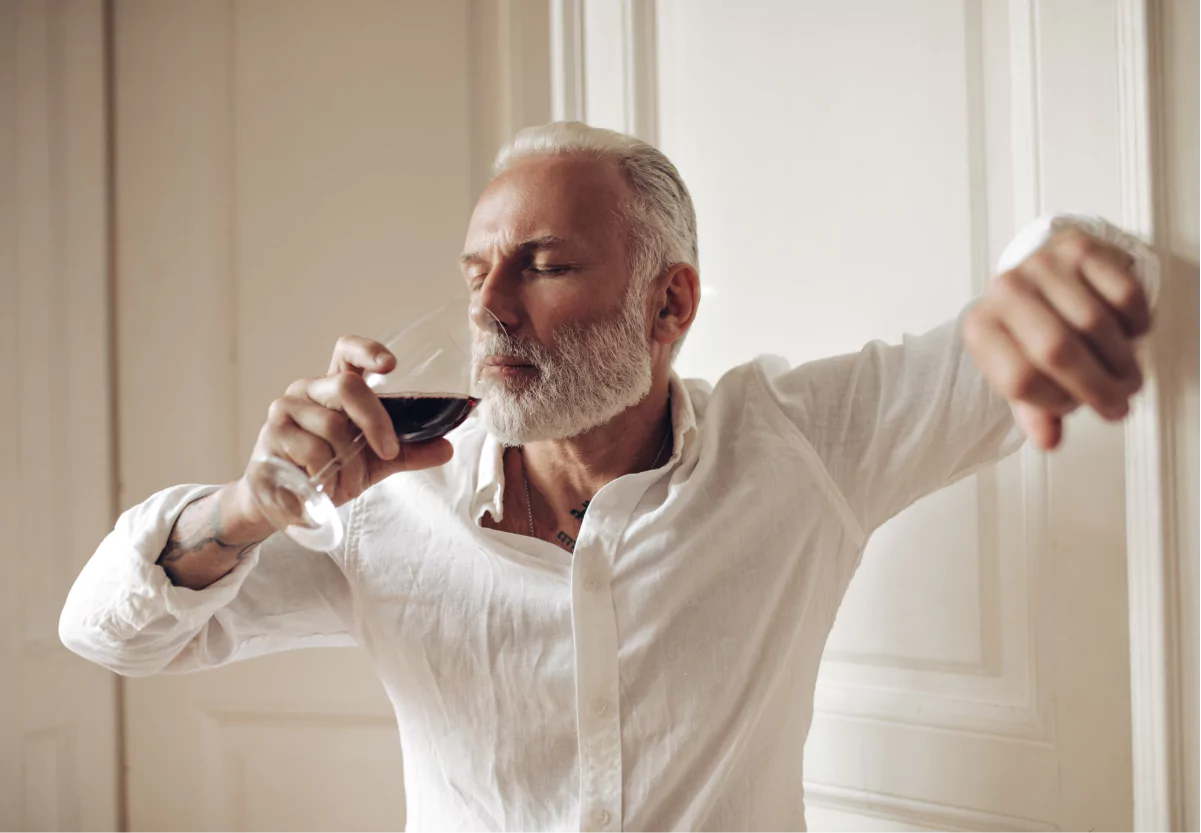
[1013,402,1063,451]
[368,438,455,484]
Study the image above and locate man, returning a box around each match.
[61,122,1156,830]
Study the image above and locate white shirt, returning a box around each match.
[60,216,1155,831]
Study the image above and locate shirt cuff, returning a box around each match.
[70,484,265,642]
[995,213,1161,311]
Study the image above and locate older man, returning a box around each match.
[62,122,1155,831]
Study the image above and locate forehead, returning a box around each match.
[464,155,631,253]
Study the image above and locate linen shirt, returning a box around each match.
[60,216,1155,831]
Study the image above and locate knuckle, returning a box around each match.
[285,377,310,397]
[1057,229,1093,259]
[1111,278,1140,311]
[1004,365,1041,401]
[1027,251,1056,273]
[993,269,1026,296]
[334,370,360,397]
[1035,331,1075,368]
[1077,306,1109,336]
[266,397,290,426]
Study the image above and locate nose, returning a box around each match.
[470,269,520,336]
[469,301,506,335]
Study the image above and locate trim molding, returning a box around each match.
[552,0,659,143]
[1115,0,1187,829]
[804,781,1054,832]
[550,0,584,121]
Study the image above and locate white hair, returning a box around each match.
[493,121,698,358]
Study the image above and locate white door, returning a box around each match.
[576,0,1143,828]
[112,1,549,829]
[0,1,120,829]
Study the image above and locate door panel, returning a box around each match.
[114,1,548,829]
[651,0,1133,828]
[0,1,120,829]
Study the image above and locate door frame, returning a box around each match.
[1118,0,1195,828]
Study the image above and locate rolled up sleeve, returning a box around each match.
[60,483,357,677]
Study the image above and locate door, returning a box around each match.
[579,0,1140,828]
[0,1,121,829]
[112,1,550,829]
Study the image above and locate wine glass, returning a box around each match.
[247,302,489,552]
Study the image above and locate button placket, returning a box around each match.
[570,450,678,832]
[571,509,625,831]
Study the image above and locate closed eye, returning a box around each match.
[528,265,572,276]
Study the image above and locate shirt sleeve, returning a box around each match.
[59,483,358,677]
[754,213,1158,537]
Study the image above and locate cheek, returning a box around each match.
[523,288,592,339]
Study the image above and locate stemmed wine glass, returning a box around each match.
[247,303,489,552]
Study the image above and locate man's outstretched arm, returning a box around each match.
[756,214,1157,536]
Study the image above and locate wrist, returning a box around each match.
[225,478,276,543]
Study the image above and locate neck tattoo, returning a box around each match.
[520,411,673,542]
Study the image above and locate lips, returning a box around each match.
[480,356,535,368]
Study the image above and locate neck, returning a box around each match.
[515,374,673,516]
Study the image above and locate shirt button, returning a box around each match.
[591,697,609,715]
[592,807,612,828]
[583,578,599,593]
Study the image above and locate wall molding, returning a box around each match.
[554,0,659,143]
[804,781,1054,832]
[550,0,584,121]
[1115,0,1188,829]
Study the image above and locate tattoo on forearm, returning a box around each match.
[159,492,265,566]
[557,530,576,551]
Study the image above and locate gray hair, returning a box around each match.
[493,122,698,358]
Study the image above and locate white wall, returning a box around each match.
[0,1,120,829]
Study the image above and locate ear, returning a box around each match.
[650,263,700,352]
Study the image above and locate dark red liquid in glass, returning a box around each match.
[379,393,479,442]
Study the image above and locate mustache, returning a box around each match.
[473,331,550,366]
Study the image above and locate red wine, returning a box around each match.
[379,393,479,442]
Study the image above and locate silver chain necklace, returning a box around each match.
[521,420,672,540]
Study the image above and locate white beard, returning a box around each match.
[473,282,653,446]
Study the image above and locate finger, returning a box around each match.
[281,395,371,492]
[1023,255,1142,385]
[1080,247,1151,338]
[307,372,400,459]
[993,272,1131,420]
[368,438,455,484]
[271,417,337,480]
[1013,402,1064,451]
[283,396,358,452]
[963,308,1077,414]
[328,335,397,376]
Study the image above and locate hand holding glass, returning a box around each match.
[247,304,489,551]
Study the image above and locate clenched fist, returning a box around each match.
[964,226,1153,450]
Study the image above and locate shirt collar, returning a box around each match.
[472,372,697,525]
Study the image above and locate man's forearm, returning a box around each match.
[158,481,274,590]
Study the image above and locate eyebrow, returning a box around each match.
[459,235,570,266]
